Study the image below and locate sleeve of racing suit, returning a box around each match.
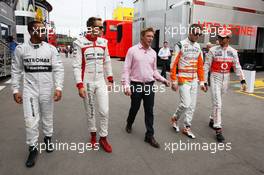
[104,45,113,83]
[121,47,133,88]
[170,43,180,69]
[72,43,84,89]
[197,52,205,85]
[153,52,167,82]
[170,44,181,84]
[232,50,245,81]
[51,46,64,91]
[11,45,23,94]
[204,50,213,83]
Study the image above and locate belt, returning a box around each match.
[130,81,155,85]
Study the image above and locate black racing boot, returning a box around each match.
[25,146,38,168]
[216,129,225,142]
[44,136,54,153]
[209,119,214,129]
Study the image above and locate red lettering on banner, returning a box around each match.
[240,26,247,35]
[214,23,221,27]
[197,21,256,36]
[198,21,206,28]
[247,27,253,36]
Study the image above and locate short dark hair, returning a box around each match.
[27,21,43,33]
[189,24,202,34]
[86,17,101,27]
[164,41,168,44]
[140,27,155,38]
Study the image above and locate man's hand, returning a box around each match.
[13,92,23,104]
[163,80,170,87]
[171,83,178,91]
[200,83,208,92]
[240,80,247,92]
[124,87,132,96]
[54,90,62,102]
[108,82,113,92]
[78,88,87,98]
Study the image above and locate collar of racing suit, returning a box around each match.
[28,40,43,49]
[85,34,98,42]
[186,37,196,45]
[221,45,229,50]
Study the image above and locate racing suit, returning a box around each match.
[72,35,113,137]
[170,38,204,127]
[11,41,64,146]
[204,45,245,129]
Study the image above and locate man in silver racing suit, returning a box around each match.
[11,21,64,167]
[204,28,247,142]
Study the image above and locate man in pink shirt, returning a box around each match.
[122,27,170,148]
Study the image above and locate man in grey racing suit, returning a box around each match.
[204,28,247,142]
[11,21,64,167]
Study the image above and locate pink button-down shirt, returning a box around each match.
[121,43,166,87]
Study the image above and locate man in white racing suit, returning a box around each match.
[204,28,247,142]
[11,21,64,167]
[72,17,113,153]
[170,24,207,139]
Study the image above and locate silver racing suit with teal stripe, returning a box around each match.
[11,41,64,146]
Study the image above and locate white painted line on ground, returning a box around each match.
[0,86,6,92]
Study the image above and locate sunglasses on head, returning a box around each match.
[218,36,229,40]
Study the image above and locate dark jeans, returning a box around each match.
[161,59,168,78]
[127,81,155,138]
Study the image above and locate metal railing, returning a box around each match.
[0,39,12,77]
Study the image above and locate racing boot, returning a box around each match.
[90,132,97,148]
[25,146,38,168]
[216,129,225,142]
[44,136,54,153]
[99,137,112,153]
[171,115,180,132]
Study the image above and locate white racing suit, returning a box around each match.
[72,36,113,137]
[204,45,245,129]
[11,41,64,146]
[170,38,204,127]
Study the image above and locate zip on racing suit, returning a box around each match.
[204,45,245,129]
[11,41,64,146]
[170,38,205,127]
[72,35,113,137]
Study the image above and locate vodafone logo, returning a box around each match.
[221,63,229,70]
